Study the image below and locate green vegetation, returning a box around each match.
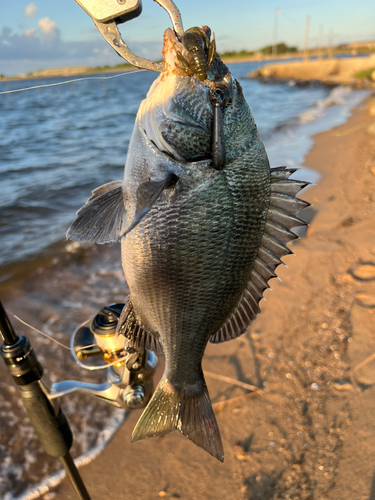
[219,42,297,59]
[258,43,297,55]
[355,67,375,79]
[86,62,132,72]
[219,49,254,59]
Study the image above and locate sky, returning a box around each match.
[0,0,374,76]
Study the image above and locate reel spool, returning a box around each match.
[69,303,157,410]
[72,304,126,368]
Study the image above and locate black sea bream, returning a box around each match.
[67,27,309,461]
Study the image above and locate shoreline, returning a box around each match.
[1,75,362,285]
[41,96,375,498]
[0,55,288,83]
[0,52,363,83]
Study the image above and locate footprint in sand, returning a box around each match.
[355,293,375,308]
[351,263,375,281]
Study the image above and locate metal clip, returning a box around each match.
[210,75,233,170]
[75,0,184,72]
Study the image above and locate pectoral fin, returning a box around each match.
[67,180,125,244]
[121,173,178,238]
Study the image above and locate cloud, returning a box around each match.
[24,3,38,18]
[0,24,163,76]
[24,28,36,37]
[38,17,58,36]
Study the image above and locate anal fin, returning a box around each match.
[117,298,163,354]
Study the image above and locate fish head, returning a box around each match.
[136,26,259,173]
[138,27,234,163]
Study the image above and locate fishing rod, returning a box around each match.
[0,300,157,499]
[0,300,89,500]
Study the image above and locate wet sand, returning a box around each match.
[24,95,375,499]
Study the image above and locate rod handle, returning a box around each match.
[20,382,73,458]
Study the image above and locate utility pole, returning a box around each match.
[303,15,310,61]
[318,25,323,60]
[328,29,334,59]
[272,8,280,57]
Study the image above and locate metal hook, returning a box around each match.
[76,0,184,72]
[154,0,184,37]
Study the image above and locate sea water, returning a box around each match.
[0,61,369,498]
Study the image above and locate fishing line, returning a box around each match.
[7,310,130,370]
[0,69,146,96]
[8,310,72,350]
[73,353,129,371]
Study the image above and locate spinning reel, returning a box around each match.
[45,303,157,411]
[0,301,158,500]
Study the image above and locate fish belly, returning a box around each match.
[121,147,270,374]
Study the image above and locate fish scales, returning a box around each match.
[124,161,268,338]
[67,26,309,461]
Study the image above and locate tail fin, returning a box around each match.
[131,377,224,461]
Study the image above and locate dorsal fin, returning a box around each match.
[66,180,124,244]
[117,297,163,354]
[210,167,309,345]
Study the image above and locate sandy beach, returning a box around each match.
[29,93,375,500]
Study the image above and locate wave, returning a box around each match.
[0,240,127,500]
[298,86,353,124]
[263,85,370,182]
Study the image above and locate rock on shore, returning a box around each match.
[248,55,375,87]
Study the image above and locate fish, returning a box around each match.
[67,26,309,462]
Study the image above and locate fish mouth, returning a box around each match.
[141,28,220,163]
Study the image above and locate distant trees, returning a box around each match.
[219,49,255,59]
[259,43,297,55]
[219,42,297,59]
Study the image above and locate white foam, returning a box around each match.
[8,410,126,500]
[265,87,370,178]
[298,86,353,124]
[299,85,360,125]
